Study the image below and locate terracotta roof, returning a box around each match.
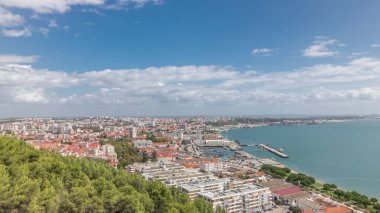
[272,186,302,196]
[323,207,352,213]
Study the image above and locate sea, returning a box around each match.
[222,119,380,199]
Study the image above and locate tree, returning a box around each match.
[142,151,149,163]
[216,205,227,213]
[289,206,302,213]
[194,198,213,213]
[286,173,315,187]
[374,203,380,210]
[152,150,157,162]
[0,136,212,213]
[323,183,337,191]
[261,164,291,179]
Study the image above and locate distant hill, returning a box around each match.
[0,136,214,213]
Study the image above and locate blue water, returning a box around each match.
[222,119,380,198]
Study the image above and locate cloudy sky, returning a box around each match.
[1,0,380,117]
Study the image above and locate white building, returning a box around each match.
[198,184,273,213]
[200,161,225,173]
[134,140,153,148]
[92,144,117,158]
[179,178,245,199]
[163,172,217,187]
[204,139,231,147]
[129,127,137,138]
[102,144,117,158]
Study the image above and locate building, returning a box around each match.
[129,127,137,138]
[200,159,224,172]
[134,140,153,148]
[163,172,217,186]
[179,178,245,199]
[156,152,175,163]
[258,180,310,204]
[202,135,231,147]
[299,201,353,213]
[36,133,46,140]
[198,184,273,213]
[126,162,182,173]
[102,144,117,158]
[322,207,353,213]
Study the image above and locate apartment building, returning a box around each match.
[179,178,245,199]
[198,184,273,213]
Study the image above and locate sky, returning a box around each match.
[1,0,380,117]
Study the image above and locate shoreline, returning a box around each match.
[219,144,372,212]
[221,124,379,200]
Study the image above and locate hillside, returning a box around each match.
[0,136,214,213]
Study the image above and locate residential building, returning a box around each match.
[134,140,153,148]
[198,184,273,213]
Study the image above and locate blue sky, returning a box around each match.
[1,0,380,117]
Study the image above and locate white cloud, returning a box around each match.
[348,52,368,59]
[0,0,162,14]
[370,44,380,48]
[0,0,164,38]
[303,37,343,57]
[251,48,274,56]
[0,6,24,27]
[1,57,380,114]
[0,0,105,13]
[48,20,58,28]
[39,27,49,37]
[305,87,380,102]
[106,0,163,9]
[0,54,39,64]
[14,88,48,103]
[1,27,32,37]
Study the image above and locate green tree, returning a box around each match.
[261,164,291,179]
[216,205,227,213]
[142,151,149,163]
[0,136,213,213]
[194,198,213,213]
[152,150,158,162]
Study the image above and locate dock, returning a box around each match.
[235,151,254,159]
[258,144,289,158]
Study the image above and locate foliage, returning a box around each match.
[152,150,157,162]
[261,164,378,211]
[261,164,291,178]
[0,136,213,213]
[101,139,144,169]
[286,173,315,187]
[333,189,373,208]
[322,183,337,190]
[146,133,169,143]
[288,206,302,213]
[215,206,227,213]
[374,203,380,210]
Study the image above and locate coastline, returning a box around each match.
[221,122,380,200]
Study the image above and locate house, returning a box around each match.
[134,140,153,148]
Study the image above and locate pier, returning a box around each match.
[258,144,289,158]
[235,151,254,159]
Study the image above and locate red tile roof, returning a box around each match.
[323,207,352,213]
[272,186,302,196]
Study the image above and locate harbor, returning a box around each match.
[257,144,289,158]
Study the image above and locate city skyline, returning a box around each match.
[1,0,380,116]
